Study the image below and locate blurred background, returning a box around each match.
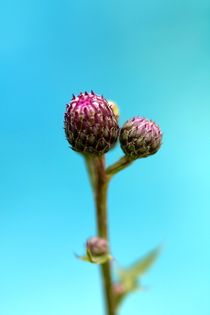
[0,0,210,314]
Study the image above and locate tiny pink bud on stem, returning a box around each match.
[86,236,108,257]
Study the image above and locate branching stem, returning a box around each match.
[94,156,116,315]
[85,154,134,315]
[106,156,134,179]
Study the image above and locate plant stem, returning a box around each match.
[106,156,133,178]
[94,156,116,315]
[84,154,97,191]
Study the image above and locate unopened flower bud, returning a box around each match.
[113,283,126,297]
[120,117,162,159]
[113,283,126,307]
[64,91,119,155]
[86,237,108,257]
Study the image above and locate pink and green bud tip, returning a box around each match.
[112,283,126,308]
[113,283,126,297]
[86,237,108,257]
[64,91,119,155]
[120,117,162,159]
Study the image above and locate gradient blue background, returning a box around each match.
[0,0,210,314]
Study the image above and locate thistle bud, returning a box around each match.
[64,92,119,155]
[86,237,108,257]
[120,117,162,159]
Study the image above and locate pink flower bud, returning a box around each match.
[120,117,162,159]
[86,237,108,257]
[64,92,119,155]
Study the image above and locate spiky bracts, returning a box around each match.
[64,91,120,155]
[120,117,162,159]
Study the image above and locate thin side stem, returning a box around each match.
[94,156,116,315]
[106,156,133,179]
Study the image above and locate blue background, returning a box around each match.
[0,0,210,314]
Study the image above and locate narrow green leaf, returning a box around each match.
[114,246,161,308]
[119,246,161,281]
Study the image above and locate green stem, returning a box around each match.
[94,156,116,315]
[106,156,133,179]
[84,154,97,191]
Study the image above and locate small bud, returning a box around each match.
[113,283,126,308]
[120,117,162,159]
[64,92,120,155]
[86,237,108,257]
[113,283,126,297]
[76,237,111,264]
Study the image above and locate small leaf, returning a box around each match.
[114,246,161,308]
[76,251,112,264]
[119,246,161,282]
